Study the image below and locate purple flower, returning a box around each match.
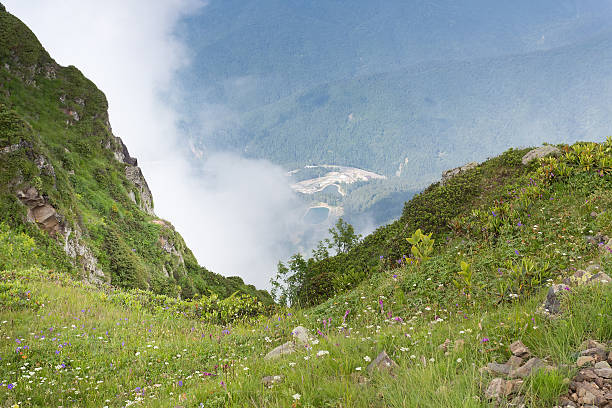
[481,337,489,343]
[517,221,523,227]
[178,380,183,386]
[7,383,14,390]
[514,250,520,256]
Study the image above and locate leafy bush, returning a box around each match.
[0,222,38,270]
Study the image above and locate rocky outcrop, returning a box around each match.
[441,162,478,185]
[17,187,62,236]
[159,235,185,266]
[109,136,138,166]
[125,165,154,216]
[521,145,561,165]
[16,187,107,285]
[63,226,106,286]
[103,135,153,215]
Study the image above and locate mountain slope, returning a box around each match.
[0,6,271,304]
[1,141,611,407]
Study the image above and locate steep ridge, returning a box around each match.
[0,6,271,303]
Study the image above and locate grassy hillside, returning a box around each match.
[0,7,271,304]
[0,141,611,407]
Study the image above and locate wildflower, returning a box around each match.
[292,393,301,400]
[364,356,371,362]
[457,358,462,363]
[7,383,14,390]
[316,350,329,357]
[481,337,489,343]
[355,366,362,371]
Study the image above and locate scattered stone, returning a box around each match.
[291,326,310,345]
[581,340,607,351]
[509,341,531,358]
[264,342,296,360]
[438,339,451,352]
[594,361,612,379]
[366,350,398,375]
[577,356,595,367]
[485,378,508,399]
[581,348,608,361]
[441,162,478,185]
[485,378,523,399]
[510,357,546,379]
[585,234,608,246]
[350,372,369,385]
[486,362,511,376]
[264,326,311,360]
[261,375,283,387]
[507,355,523,369]
[588,272,612,285]
[544,284,570,315]
[521,145,561,165]
[586,264,602,273]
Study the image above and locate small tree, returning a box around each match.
[327,218,361,254]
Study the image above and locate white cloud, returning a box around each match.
[3,0,316,289]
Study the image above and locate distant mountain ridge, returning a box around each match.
[177,0,612,226]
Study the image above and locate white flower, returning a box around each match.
[135,352,140,356]
[292,393,301,400]
[456,358,462,363]
[363,356,371,362]
[288,362,296,367]
[316,350,329,357]
[311,339,320,345]
[355,367,362,371]
[304,356,309,360]
[243,367,249,371]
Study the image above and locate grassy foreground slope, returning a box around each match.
[1,141,611,407]
[0,7,270,303]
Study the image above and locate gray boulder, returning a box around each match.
[367,350,399,374]
[521,145,561,165]
[441,162,478,185]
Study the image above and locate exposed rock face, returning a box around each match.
[159,235,185,266]
[103,135,153,215]
[521,145,561,165]
[63,226,106,285]
[110,136,138,166]
[441,162,478,185]
[16,187,107,285]
[17,187,62,236]
[125,165,154,216]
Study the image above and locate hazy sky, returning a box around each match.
[3,0,312,289]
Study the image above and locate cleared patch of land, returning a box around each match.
[290,165,386,195]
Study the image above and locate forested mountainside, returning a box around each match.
[0,6,271,304]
